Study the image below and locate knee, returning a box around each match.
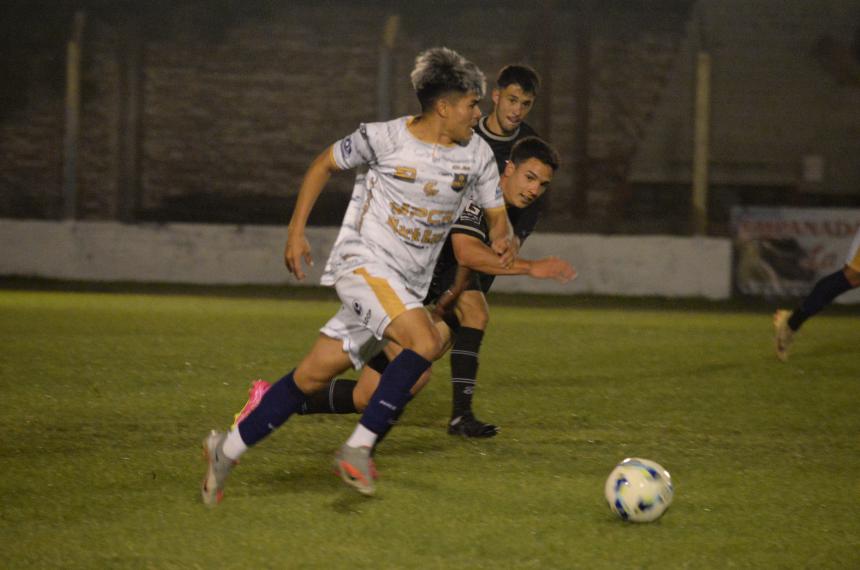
[470,309,490,329]
[456,293,489,329]
[399,327,444,361]
[409,335,444,361]
[460,305,489,329]
[294,361,332,394]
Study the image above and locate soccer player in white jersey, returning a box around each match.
[288,137,575,432]
[200,47,514,502]
[773,227,860,361]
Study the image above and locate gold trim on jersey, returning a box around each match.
[393,166,417,182]
[354,268,407,319]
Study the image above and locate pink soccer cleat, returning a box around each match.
[231,379,272,428]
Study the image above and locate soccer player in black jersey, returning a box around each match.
[442,64,545,436]
[475,64,541,172]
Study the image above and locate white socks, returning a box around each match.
[222,428,248,460]
[346,423,378,448]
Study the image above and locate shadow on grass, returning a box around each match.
[249,464,338,495]
[329,490,377,514]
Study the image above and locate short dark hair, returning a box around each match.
[496,64,541,95]
[411,47,486,112]
[510,136,560,171]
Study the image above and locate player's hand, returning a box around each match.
[432,289,459,318]
[528,257,577,283]
[284,233,313,280]
[491,237,517,268]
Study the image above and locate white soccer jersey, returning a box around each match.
[322,116,503,297]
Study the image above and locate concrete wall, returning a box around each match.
[631,0,860,193]
[0,219,732,299]
[0,2,692,229]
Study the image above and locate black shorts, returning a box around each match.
[423,263,486,305]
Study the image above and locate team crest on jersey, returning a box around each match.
[451,174,469,192]
[423,182,439,196]
[393,166,417,182]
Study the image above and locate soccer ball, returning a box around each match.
[604,457,674,522]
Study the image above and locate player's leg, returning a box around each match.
[336,306,442,494]
[301,315,453,415]
[448,289,498,437]
[299,346,396,416]
[330,265,444,494]
[202,334,352,506]
[775,233,860,361]
[357,317,454,451]
[352,318,451,410]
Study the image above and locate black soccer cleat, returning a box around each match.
[448,414,499,438]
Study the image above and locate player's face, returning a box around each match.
[491,84,536,133]
[502,157,553,208]
[442,91,482,144]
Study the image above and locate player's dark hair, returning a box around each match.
[496,64,541,95]
[510,136,559,171]
[411,47,486,112]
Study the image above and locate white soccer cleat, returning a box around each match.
[201,430,236,507]
[333,444,376,496]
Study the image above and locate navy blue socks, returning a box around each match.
[359,349,431,434]
[788,270,852,331]
[238,371,308,446]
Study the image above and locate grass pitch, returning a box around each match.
[0,286,858,569]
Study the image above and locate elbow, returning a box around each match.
[456,254,481,272]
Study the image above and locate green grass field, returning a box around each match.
[1,286,858,569]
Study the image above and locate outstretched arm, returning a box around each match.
[452,233,576,283]
[284,146,341,280]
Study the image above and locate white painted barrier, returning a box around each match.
[508,233,732,300]
[0,219,732,299]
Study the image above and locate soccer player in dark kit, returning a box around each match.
[442,64,546,437]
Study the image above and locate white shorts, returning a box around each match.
[320,263,425,369]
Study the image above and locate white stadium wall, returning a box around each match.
[500,233,731,300]
[0,220,733,299]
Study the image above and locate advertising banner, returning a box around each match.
[731,207,860,303]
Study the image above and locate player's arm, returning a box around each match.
[284,146,341,280]
[483,206,517,268]
[432,265,474,318]
[452,232,576,283]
